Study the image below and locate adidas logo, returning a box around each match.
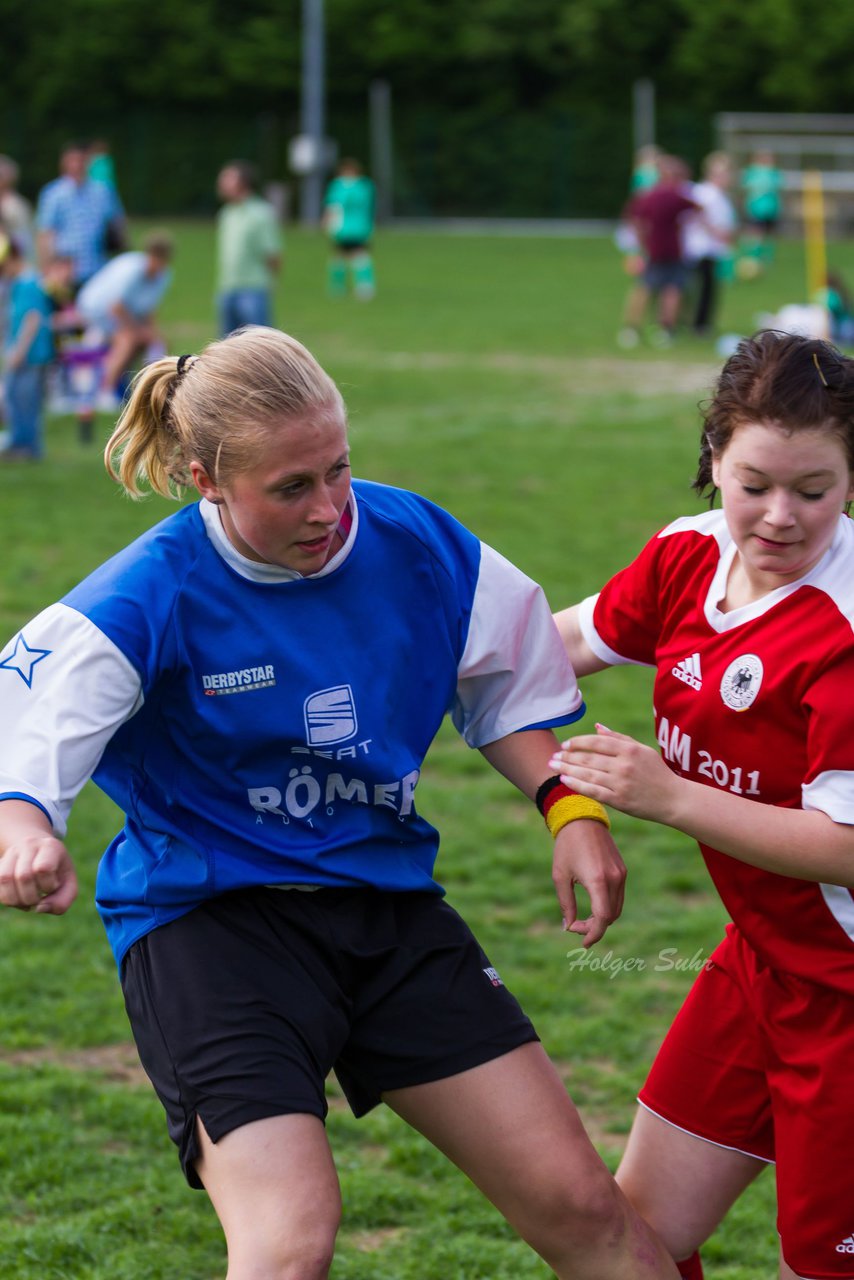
[672,653,702,691]
[836,1235,854,1254]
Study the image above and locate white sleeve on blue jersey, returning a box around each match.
[0,603,144,836]
[451,543,583,748]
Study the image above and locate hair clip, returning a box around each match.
[813,348,845,391]
[176,353,197,377]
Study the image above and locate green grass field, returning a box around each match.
[0,224,838,1278]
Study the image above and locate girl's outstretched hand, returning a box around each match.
[550,723,680,825]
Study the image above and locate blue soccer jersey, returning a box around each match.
[0,481,584,965]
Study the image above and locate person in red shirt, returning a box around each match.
[552,331,854,1280]
[618,155,700,348]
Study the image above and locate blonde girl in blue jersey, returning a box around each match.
[0,326,681,1280]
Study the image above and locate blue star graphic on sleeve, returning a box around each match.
[0,633,52,688]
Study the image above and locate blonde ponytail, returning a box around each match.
[104,358,189,499]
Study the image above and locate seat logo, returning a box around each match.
[304,684,358,745]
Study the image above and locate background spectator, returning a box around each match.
[86,139,119,193]
[75,231,174,409]
[36,142,126,293]
[0,156,35,262]
[1,236,54,460]
[215,160,282,335]
[617,155,699,348]
[47,226,168,444]
[683,151,737,336]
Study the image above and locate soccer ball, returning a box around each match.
[736,256,762,282]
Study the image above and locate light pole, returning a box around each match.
[299,0,326,225]
[369,79,393,223]
[632,78,656,154]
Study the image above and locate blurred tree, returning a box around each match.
[2,0,853,215]
[4,0,853,124]
[671,0,854,112]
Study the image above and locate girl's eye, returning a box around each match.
[742,486,765,496]
[800,491,825,502]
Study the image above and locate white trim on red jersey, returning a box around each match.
[820,882,854,945]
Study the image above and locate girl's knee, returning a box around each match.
[561,1168,626,1237]
[220,1189,341,1280]
[228,1217,339,1280]
[522,1160,627,1252]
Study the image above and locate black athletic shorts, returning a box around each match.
[121,886,538,1187]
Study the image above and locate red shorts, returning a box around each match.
[639,924,854,1279]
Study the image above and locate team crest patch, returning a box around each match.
[483,966,504,987]
[720,654,763,711]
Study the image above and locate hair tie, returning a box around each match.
[177,353,197,377]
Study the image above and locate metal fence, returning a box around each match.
[4,98,715,222]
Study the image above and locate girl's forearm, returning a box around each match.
[665,778,854,887]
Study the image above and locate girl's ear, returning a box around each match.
[189,461,224,505]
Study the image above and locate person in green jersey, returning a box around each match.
[323,158,376,300]
[740,149,783,268]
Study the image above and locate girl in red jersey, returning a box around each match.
[551,331,854,1280]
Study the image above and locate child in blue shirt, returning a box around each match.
[1,237,54,460]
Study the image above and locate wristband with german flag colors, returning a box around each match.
[535,775,610,836]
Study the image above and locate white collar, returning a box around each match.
[704,511,852,631]
[199,491,358,583]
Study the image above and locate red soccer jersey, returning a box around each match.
[579,509,854,992]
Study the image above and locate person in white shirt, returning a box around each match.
[75,231,174,407]
[683,153,737,336]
